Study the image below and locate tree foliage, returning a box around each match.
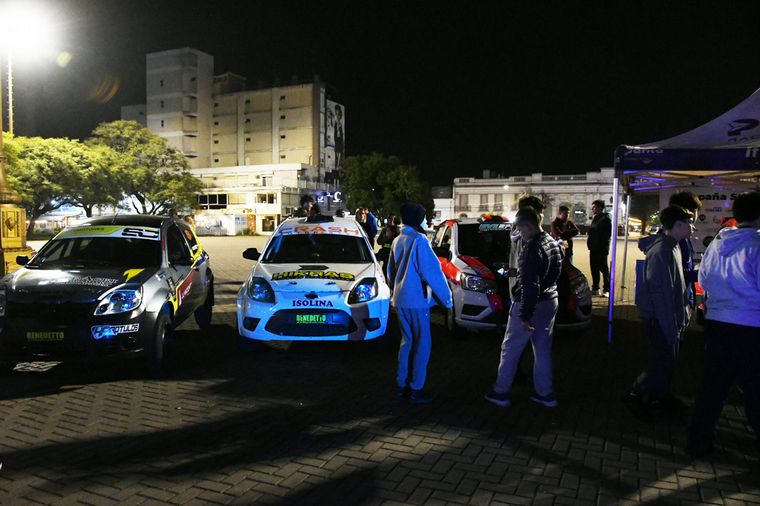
[343,153,434,218]
[4,135,87,235]
[87,121,201,214]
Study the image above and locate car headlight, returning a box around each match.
[460,273,498,294]
[0,285,6,317]
[248,276,275,303]
[94,288,143,315]
[348,278,378,304]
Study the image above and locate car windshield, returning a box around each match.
[457,224,511,263]
[27,237,162,269]
[262,234,371,264]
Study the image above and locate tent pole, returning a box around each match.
[619,193,631,301]
[608,177,619,336]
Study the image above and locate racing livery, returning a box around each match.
[431,217,592,333]
[237,215,390,343]
[0,215,214,373]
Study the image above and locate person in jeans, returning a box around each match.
[587,199,612,296]
[485,206,562,408]
[386,202,453,404]
[626,205,693,420]
[687,191,760,457]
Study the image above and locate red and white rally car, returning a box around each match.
[431,216,592,334]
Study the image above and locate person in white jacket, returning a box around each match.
[687,191,760,458]
[386,202,453,404]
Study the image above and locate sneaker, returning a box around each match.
[396,385,410,399]
[602,291,610,298]
[484,388,512,407]
[530,392,559,408]
[592,289,601,296]
[409,389,433,404]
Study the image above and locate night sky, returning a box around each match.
[8,0,760,185]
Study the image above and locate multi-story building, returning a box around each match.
[442,168,623,227]
[122,47,346,234]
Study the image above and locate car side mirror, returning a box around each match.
[16,255,29,266]
[243,248,260,261]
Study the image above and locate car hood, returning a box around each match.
[254,263,376,293]
[4,266,158,303]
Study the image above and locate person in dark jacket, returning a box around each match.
[587,199,612,296]
[485,206,563,408]
[626,205,693,421]
[550,205,580,261]
[294,195,315,217]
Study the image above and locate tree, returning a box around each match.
[61,143,124,217]
[87,121,202,214]
[343,153,434,218]
[4,135,84,235]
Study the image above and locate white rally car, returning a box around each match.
[237,215,391,344]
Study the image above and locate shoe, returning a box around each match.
[484,388,511,407]
[530,392,558,408]
[396,385,410,399]
[409,389,433,404]
[592,289,601,296]
[602,291,610,298]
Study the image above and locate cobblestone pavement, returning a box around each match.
[1,236,758,505]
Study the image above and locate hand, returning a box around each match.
[521,320,535,331]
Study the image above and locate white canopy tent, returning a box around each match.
[609,87,760,327]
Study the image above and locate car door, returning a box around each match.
[165,223,198,321]
[178,221,210,308]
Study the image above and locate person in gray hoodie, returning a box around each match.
[627,205,694,420]
[386,202,453,404]
[687,191,760,458]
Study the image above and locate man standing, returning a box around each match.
[627,205,693,420]
[587,199,612,297]
[551,205,580,261]
[387,202,453,404]
[485,206,563,408]
[687,192,760,457]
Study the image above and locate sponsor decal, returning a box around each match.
[296,314,327,324]
[91,324,140,340]
[26,331,65,341]
[698,193,738,201]
[277,226,361,236]
[123,268,145,283]
[478,222,511,232]
[272,271,356,281]
[66,275,120,287]
[292,299,334,307]
[727,118,759,137]
[56,225,161,241]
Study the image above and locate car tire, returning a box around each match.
[0,359,18,375]
[147,312,172,374]
[446,305,465,337]
[194,284,214,329]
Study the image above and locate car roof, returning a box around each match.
[80,215,170,228]
[279,215,360,227]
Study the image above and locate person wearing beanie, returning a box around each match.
[386,202,453,404]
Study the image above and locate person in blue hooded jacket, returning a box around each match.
[386,202,453,404]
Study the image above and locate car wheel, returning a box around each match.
[0,359,18,375]
[194,284,214,329]
[446,305,464,337]
[147,312,172,374]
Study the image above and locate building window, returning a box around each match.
[214,102,219,107]
[280,154,286,159]
[245,118,251,123]
[245,99,251,104]
[214,121,219,126]
[280,115,285,119]
[245,137,251,142]
[213,139,219,144]
[280,135,286,139]
[159,79,164,87]
[190,76,196,82]
[198,194,228,210]
[280,95,286,100]
[160,100,164,108]
[257,193,276,204]
[160,120,164,128]
[214,158,219,163]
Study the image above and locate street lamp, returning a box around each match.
[0,2,52,273]
[0,2,57,134]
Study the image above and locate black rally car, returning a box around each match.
[0,215,214,373]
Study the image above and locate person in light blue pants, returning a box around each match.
[387,202,452,404]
